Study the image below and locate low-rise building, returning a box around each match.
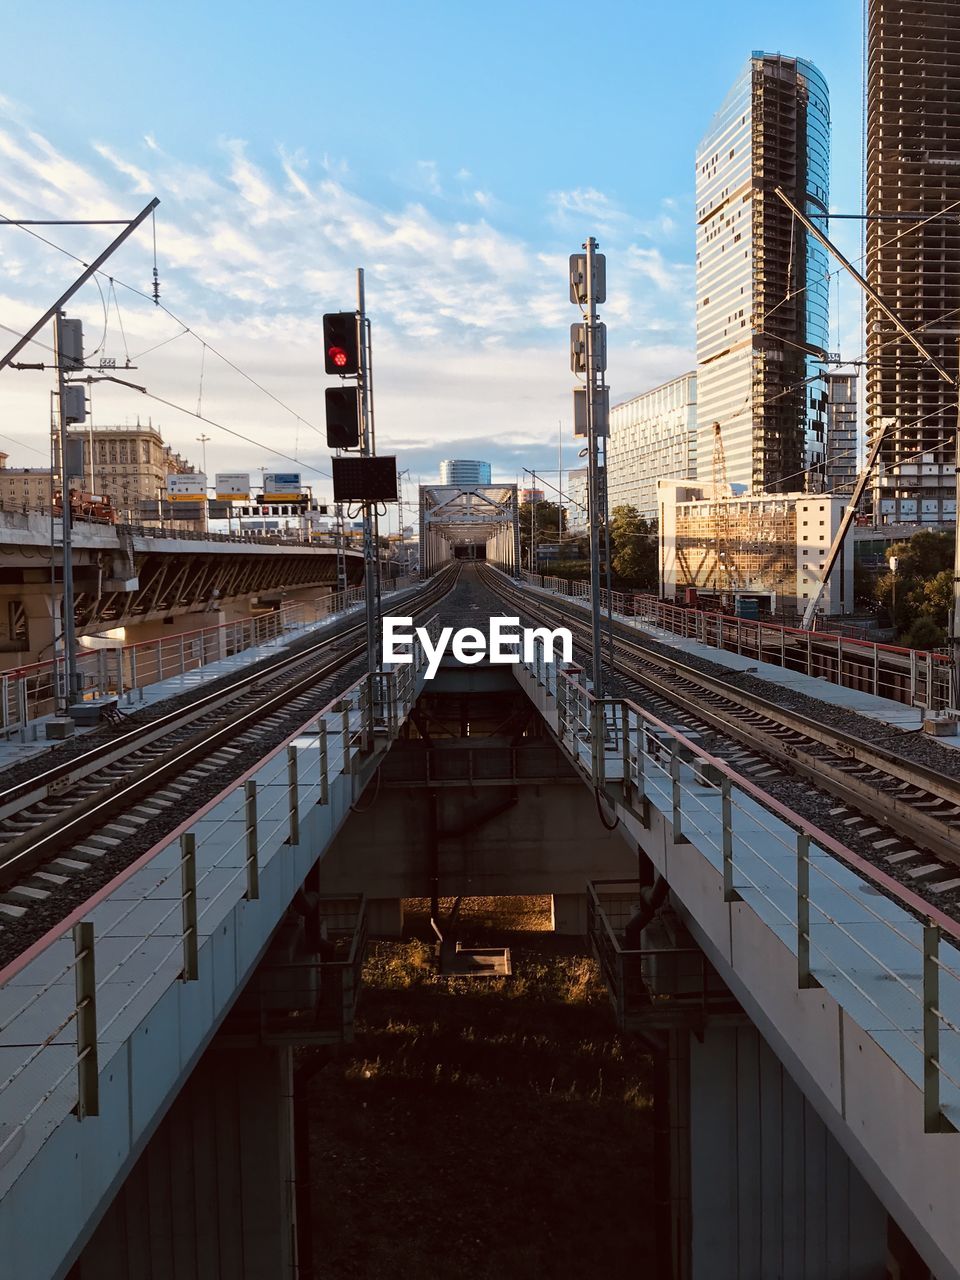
[0,425,199,525]
[658,479,852,617]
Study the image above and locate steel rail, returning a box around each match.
[0,567,459,887]
[481,568,960,869]
[0,576,446,818]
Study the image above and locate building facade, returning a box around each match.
[0,425,197,523]
[608,372,697,520]
[866,0,960,525]
[438,459,492,486]
[68,423,196,520]
[825,372,858,494]
[658,479,851,615]
[565,467,589,528]
[696,53,831,496]
[0,453,53,510]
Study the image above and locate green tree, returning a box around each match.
[873,530,955,646]
[608,505,657,590]
[519,500,566,566]
[901,615,945,649]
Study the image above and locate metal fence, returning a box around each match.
[522,639,960,1133]
[517,570,955,713]
[0,579,420,739]
[0,617,439,1162]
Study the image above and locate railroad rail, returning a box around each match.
[480,566,960,897]
[0,566,459,930]
[525,570,954,714]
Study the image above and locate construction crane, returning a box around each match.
[773,187,959,657]
[712,420,732,595]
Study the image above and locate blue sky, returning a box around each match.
[0,0,866,506]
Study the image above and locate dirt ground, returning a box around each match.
[302,896,655,1279]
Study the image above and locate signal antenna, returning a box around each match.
[151,211,160,305]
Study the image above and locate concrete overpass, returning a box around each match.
[0,510,366,669]
[1,567,958,1277]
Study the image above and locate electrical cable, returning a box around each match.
[594,785,620,831]
[130,388,332,480]
[0,211,325,439]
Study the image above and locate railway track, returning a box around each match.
[0,566,459,928]
[479,566,960,895]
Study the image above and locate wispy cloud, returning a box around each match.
[0,107,695,489]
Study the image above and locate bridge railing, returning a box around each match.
[519,571,955,713]
[0,614,442,1169]
[0,585,376,739]
[522,638,960,1133]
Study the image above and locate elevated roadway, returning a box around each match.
[0,510,367,669]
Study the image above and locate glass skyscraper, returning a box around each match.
[695,53,830,496]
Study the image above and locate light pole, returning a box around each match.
[397,467,411,574]
[196,434,210,533]
[889,555,899,632]
[196,433,210,475]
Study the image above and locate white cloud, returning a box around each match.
[0,108,695,495]
[93,143,153,194]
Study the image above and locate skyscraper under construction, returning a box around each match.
[866,0,960,525]
[695,53,831,496]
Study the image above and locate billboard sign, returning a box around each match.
[215,472,251,501]
[262,472,303,501]
[166,473,207,501]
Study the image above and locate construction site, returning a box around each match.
[657,479,852,616]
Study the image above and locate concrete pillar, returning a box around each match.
[366,897,404,937]
[0,590,58,670]
[669,1022,888,1279]
[73,1044,297,1280]
[551,893,587,935]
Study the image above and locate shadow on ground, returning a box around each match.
[303,896,655,1279]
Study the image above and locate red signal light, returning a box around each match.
[328,345,349,369]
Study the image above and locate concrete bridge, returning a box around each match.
[0,566,957,1278]
[0,510,366,669]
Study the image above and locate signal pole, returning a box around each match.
[54,310,80,709]
[576,236,608,697]
[357,268,379,674]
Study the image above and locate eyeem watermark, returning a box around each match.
[383,615,573,680]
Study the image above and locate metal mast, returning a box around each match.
[584,237,605,695]
[356,268,379,673]
[54,311,79,708]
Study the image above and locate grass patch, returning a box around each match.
[304,896,654,1278]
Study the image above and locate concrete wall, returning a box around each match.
[71,1045,296,1280]
[683,1023,887,1279]
[316,779,636,902]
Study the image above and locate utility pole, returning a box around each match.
[196,434,210,533]
[196,433,210,475]
[54,311,80,709]
[571,238,609,696]
[1,199,160,715]
[357,268,379,673]
[530,470,537,571]
[397,467,410,574]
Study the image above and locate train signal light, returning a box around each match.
[569,252,606,305]
[325,386,361,449]
[570,321,607,374]
[322,312,360,376]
